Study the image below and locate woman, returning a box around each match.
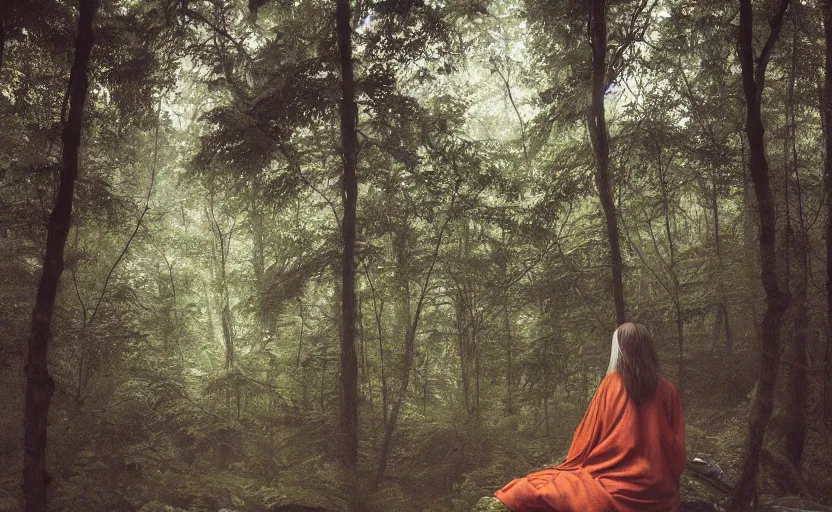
[494,323,686,512]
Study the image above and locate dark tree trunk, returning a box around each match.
[209,200,238,426]
[296,298,304,368]
[358,294,373,417]
[588,0,626,327]
[711,165,733,356]
[421,350,428,414]
[251,198,266,288]
[23,1,97,510]
[823,0,832,428]
[456,222,474,416]
[785,21,808,467]
[729,0,792,509]
[362,265,387,427]
[335,0,359,474]
[456,288,471,414]
[504,303,513,415]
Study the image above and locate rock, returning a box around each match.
[473,497,509,512]
[139,503,188,512]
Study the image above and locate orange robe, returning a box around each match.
[495,372,686,512]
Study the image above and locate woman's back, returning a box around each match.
[575,372,686,511]
[496,324,686,512]
[495,372,686,512]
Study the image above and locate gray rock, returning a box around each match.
[139,502,188,512]
[473,497,509,512]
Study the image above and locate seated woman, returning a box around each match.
[494,322,686,512]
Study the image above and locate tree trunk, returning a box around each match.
[296,298,304,369]
[504,303,513,416]
[375,189,457,486]
[358,294,373,419]
[457,288,471,414]
[711,164,733,356]
[0,20,5,72]
[374,293,417,486]
[785,22,808,467]
[336,0,359,478]
[209,200,238,425]
[474,320,481,419]
[588,0,626,327]
[363,266,387,427]
[456,221,473,415]
[823,0,832,429]
[23,1,97,510]
[251,197,265,287]
[421,350,429,414]
[729,0,792,509]
[740,133,762,347]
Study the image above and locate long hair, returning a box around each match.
[608,322,660,405]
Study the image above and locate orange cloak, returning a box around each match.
[495,372,686,512]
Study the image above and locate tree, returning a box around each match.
[6,0,832,509]
[823,0,832,428]
[729,0,792,509]
[335,0,359,476]
[23,1,97,510]
[588,0,626,327]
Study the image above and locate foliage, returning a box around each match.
[2,0,832,510]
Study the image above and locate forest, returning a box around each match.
[2,0,832,510]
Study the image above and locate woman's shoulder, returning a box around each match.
[599,371,625,393]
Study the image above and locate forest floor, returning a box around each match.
[1,352,831,511]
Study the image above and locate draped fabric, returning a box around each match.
[495,372,686,512]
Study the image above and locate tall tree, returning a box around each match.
[823,0,832,428]
[588,0,626,326]
[335,0,359,474]
[729,0,792,509]
[23,0,97,510]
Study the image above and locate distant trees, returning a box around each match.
[5,0,832,509]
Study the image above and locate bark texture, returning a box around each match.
[23,1,97,510]
[335,0,359,473]
[729,0,792,509]
[588,0,626,327]
[823,0,832,428]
